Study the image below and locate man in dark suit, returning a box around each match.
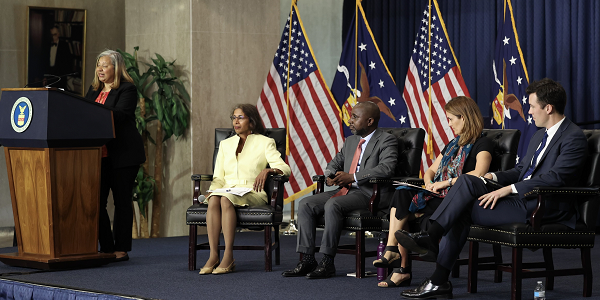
[396,78,588,299]
[47,26,73,89]
[282,101,398,279]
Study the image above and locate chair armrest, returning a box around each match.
[313,175,325,194]
[370,177,423,185]
[312,175,325,181]
[191,174,213,204]
[369,177,393,184]
[271,174,289,182]
[269,175,289,210]
[191,174,213,181]
[529,186,600,230]
[527,186,600,197]
[367,177,425,213]
[403,177,424,186]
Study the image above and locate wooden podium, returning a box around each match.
[0,88,116,269]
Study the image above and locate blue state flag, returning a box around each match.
[490,0,538,165]
[331,4,409,136]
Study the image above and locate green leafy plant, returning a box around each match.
[144,53,190,238]
[145,53,190,141]
[132,167,155,218]
[117,47,190,238]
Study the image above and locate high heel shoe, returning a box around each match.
[378,266,412,288]
[199,260,219,275]
[378,252,412,288]
[373,246,401,268]
[212,260,236,274]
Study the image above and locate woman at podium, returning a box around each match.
[85,50,146,262]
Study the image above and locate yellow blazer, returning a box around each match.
[209,134,291,205]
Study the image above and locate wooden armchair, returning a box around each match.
[186,128,288,272]
[312,127,425,278]
[387,129,521,278]
[467,129,600,300]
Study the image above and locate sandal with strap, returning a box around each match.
[373,246,401,268]
[377,266,412,288]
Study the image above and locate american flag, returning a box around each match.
[330,3,410,137]
[490,0,537,165]
[257,4,344,202]
[402,2,470,172]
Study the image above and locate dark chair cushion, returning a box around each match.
[469,129,600,249]
[481,129,521,172]
[315,208,386,231]
[186,203,280,227]
[379,127,425,178]
[468,222,596,248]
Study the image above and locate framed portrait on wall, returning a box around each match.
[26,7,86,96]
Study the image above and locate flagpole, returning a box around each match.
[501,0,506,130]
[354,0,359,103]
[426,0,434,160]
[285,0,296,156]
[282,0,298,236]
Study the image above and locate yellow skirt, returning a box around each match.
[204,190,267,207]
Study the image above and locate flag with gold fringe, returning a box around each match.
[257,1,344,202]
[402,0,471,173]
[490,0,537,165]
[331,1,410,137]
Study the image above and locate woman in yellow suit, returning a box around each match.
[200,104,291,275]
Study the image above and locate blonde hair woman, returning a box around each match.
[373,96,493,287]
[85,50,145,262]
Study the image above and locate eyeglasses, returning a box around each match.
[230,116,247,121]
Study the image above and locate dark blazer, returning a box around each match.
[495,118,588,220]
[85,81,146,169]
[325,128,398,204]
[496,118,587,197]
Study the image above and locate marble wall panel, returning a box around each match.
[125,0,192,237]
[191,0,280,178]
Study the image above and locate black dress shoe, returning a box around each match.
[395,230,438,262]
[305,262,335,279]
[113,253,129,262]
[401,278,453,299]
[306,263,335,279]
[282,261,318,277]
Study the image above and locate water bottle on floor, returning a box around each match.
[534,281,545,300]
[376,234,386,281]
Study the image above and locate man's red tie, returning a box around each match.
[331,139,366,198]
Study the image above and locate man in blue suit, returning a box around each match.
[396,78,588,299]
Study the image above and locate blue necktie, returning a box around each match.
[522,132,548,179]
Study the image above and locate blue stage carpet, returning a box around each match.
[0,232,598,300]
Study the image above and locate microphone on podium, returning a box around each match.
[24,72,79,88]
[43,72,79,88]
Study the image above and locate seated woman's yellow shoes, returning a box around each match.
[212,260,236,274]
[199,261,219,275]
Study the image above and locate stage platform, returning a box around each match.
[0,232,598,300]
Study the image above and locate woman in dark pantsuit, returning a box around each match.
[85,50,146,262]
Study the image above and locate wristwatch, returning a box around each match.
[448,177,453,187]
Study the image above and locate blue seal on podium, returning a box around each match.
[10,97,33,133]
